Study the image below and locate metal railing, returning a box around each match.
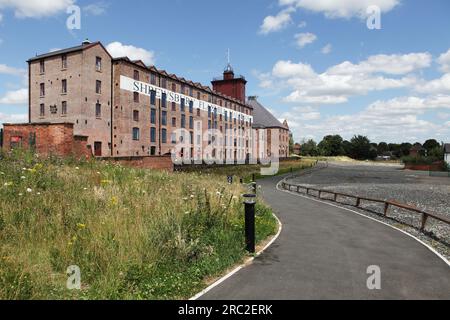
[281,181,450,234]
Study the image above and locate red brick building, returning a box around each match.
[2,40,291,164]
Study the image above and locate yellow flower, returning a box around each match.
[77,223,86,229]
[101,180,113,186]
[110,197,118,206]
[72,236,77,241]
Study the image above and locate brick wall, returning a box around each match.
[2,123,92,159]
[102,156,174,171]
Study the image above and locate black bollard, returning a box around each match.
[252,173,256,182]
[243,194,256,253]
[252,182,257,194]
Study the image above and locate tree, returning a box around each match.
[318,135,344,156]
[301,139,319,156]
[289,135,295,156]
[349,135,377,160]
[342,140,352,157]
[377,142,389,154]
[423,139,440,155]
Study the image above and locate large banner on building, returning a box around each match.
[120,75,253,123]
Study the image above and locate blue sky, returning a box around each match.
[1,0,450,143]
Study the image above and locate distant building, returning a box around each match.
[293,143,301,155]
[410,143,425,157]
[247,97,291,159]
[445,144,450,166]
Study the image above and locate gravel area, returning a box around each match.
[285,161,450,260]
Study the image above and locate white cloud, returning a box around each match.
[106,42,155,65]
[416,74,450,94]
[83,2,108,16]
[0,88,28,104]
[437,48,450,73]
[0,112,27,126]
[259,7,295,34]
[262,53,426,104]
[279,0,400,19]
[297,21,307,28]
[321,44,332,54]
[0,0,74,18]
[0,64,26,76]
[294,32,317,48]
[0,12,3,22]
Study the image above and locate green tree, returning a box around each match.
[318,135,344,156]
[423,139,440,154]
[289,136,295,155]
[349,135,377,160]
[342,140,352,157]
[377,142,389,154]
[301,139,319,156]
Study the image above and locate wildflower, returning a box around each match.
[22,168,27,171]
[101,180,112,186]
[4,182,13,187]
[77,223,86,229]
[37,192,41,195]
[19,193,23,196]
[110,197,118,206]
[185,211,190,215]
[26,188,33,193]
[75,167,80,170]
[83,188,88,191]
[182,197,189,201]
[20,176,26,180]
[0,172,4,175]
[216,191,222,196]
[190,195,195,199]
[72,236,77,241]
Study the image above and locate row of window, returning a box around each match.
[39,79,102,97]
[39,56,102,73]
[39,101,103,117]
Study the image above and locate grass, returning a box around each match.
[0,150,277,300]
[181,159,317,183]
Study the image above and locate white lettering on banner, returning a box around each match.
[120,76,253,123]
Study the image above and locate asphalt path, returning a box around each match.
[200,174,450,300]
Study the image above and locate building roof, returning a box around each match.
[444,143,450,153]
[27,41,111,62]
[247,96,288,130]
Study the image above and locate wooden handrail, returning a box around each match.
[281,181,449,234]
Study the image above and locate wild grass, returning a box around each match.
[0,150,277,300]
[182,159,317,183]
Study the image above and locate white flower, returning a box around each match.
[0,172,5,175]
[190,195,195,199]
[83,188,88,190]
[22,168,27,171]
[19,193,23,196]
[20,176,26,180]
[75,167,80,170]
[37,192,41,195]
[26,188,33,193]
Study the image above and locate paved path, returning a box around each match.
[200,175,450,300]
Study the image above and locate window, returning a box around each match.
[40,60,45,73]
[150,90,156,105]
[162,129,167,143]
[189,132,194,144]
[225,111,228,122]
[62,101,67,115]
[181,114,186,128]
[172,83,177,92]
[61,55,67,69]
[96,56,102,71]
[197,108,200,116]
[189,101,193,113]
[134,92,139,103]
[181,85,185,94]
[96,80,101,94]
[189,116,193,129]
[96,102,101,118]
[134,70,139,81]
[180,98,185,112]
[171,102,176,112]
[161,111,167,126]
[172,117,176,126]
[133,110,139,121]
[40,103,45,117]
[161,78,167,88]
[208,120,211,129]
[61,79,67,94]
[171,132,176,144]
[150,127,156,143]
[161,93,167,108]
[40,83,45,97]
[208,106,211,117]
[150,109,156,124]
[132,128,140,141]
[150,73,156,85]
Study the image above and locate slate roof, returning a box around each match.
[27,41,110,62]
[247,96,288,130]
[444,144,450,153]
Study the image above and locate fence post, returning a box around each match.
[243,194,256,254]
[356,198,361,207]
[384,202,389,216]
[420,213,429,232]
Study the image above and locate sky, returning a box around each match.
[0,0,450,144]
